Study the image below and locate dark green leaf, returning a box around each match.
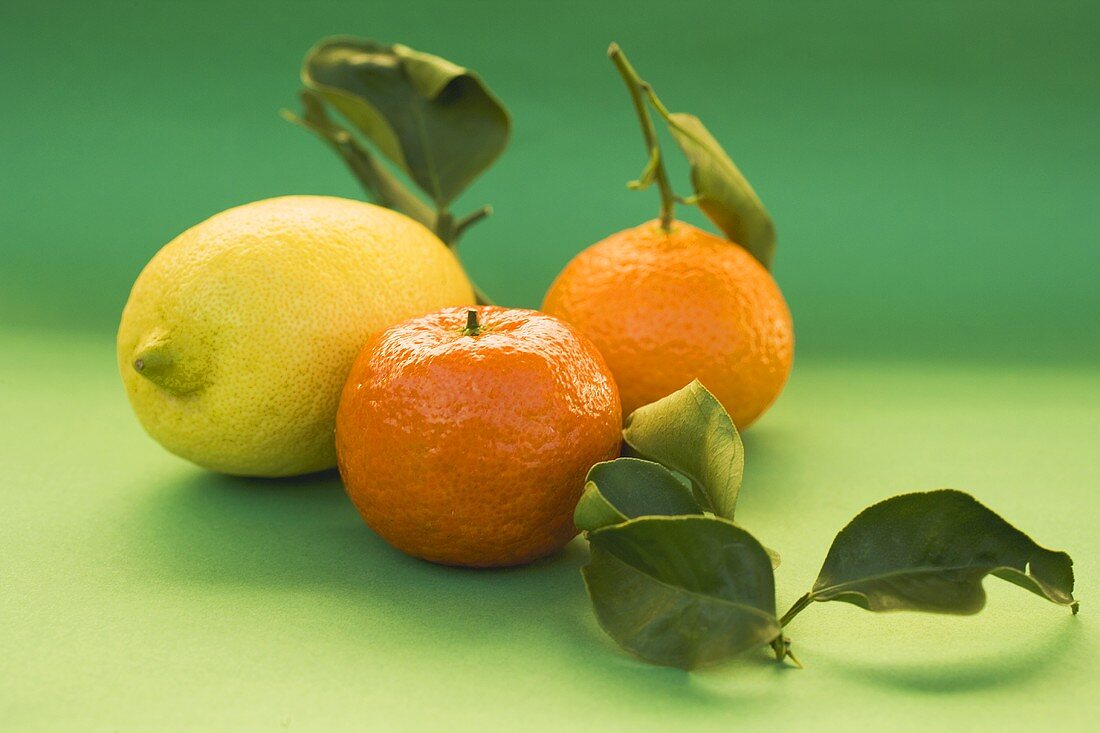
[662,112,776,269]
[282,90,435,229]
[810,489,1078,614]
[574,458,703,532]
[301,37,510,207]
[622,380,743,520]
[583,516,780,669]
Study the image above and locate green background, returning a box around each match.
[2,0,1098,730]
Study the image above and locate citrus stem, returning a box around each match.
[433,209,495,305]
[779,592,814,628]
[769,635,803,668]
[434,210,455,243]
[462,309,483,336]
[453,206,492,242]
[608,43,675,231]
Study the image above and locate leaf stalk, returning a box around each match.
[608,43,675,231]
[779,592,814,628]
[453,206,493,242]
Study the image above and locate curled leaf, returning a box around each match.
[622,380,743,520]
[583,516,780,669]
[660,110,776,269]
[808,489,1078,614]
[574,458,702,532]
[301,37,510,207]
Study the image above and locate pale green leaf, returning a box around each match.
[622,380,743,520]
[664,112,776,269]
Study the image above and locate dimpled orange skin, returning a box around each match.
[335,306,622,568]
[542,220,793,428]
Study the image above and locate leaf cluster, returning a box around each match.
[283,38,510,278]
[577,381,1078,669]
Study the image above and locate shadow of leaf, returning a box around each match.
[834,617,1080,694]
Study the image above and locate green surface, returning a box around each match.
[3,330,1098,730]
[3,0,1099,729]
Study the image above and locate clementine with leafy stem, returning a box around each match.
[335,306,622,568]
[542,44,793,428]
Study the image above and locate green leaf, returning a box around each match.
[661,112,776,269]
[809,489,1078,614]
[622,380,743,520]
[282,90,436,229]
[301,37,511,208]
[574,458,703,532]
[583,516,780,669]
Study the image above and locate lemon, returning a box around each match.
[117,195,475,477]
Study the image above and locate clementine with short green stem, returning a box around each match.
[335,306,622,567]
